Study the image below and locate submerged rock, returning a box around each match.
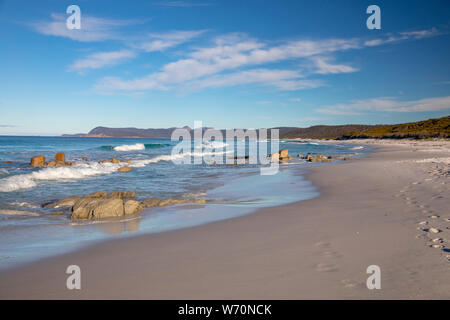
[117,166,131,172]
[142,197,206,208]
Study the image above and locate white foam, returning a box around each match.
[0,169,9,175]
[195,141,229,150]
[0,150,232,192]
[10,201,39,209]
[351,146,364,150]
[0,162,119,192]
[114,143,145,151]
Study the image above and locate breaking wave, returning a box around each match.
[0,150,232,192]
[100,143,171,151]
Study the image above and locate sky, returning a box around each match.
[0,0,449,135]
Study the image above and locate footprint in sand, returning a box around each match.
[341,279,362,288]
[314,241,331,248]
[322,250,342,259]
[315,262,338,272]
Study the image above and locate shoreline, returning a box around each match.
[0,140,449,299]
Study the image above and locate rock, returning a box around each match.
[120,160,132,164]
[30,155,45,167]
[55,152,65,162]
[71,198,124,220]
[43,196,81,208]
[112,158,119,164]
[343,157,351,161]
[279,149,289,158]
[85,191,108,198]
[308,154,331,163]
[124,200,143,215]
[99,160,111,164]
[82,157,87,161]
[271,153,280,161]
[66,161,76,166]
[51,211,65,216]
[47,161,56,167]
[117,166,131,173]
[297,154,304,158]
[142,198,162,208]
[55,161,65,167]
[429,228,441,233]
[108,190,136,199]
[2,161,13,164]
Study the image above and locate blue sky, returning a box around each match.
[0,0,449,135]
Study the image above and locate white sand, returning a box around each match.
[0,139,449,299]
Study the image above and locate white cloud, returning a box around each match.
[68,50,136,73]
[137,30,206,52]
[317,96,450,115]
[32,13,138,42]
[311,57,358,74]
[364,28,439,47]
[93,28,442,93]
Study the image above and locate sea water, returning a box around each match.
[0,136,369,269]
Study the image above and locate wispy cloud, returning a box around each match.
[317,96,450,115]
[364,27,439,47]
[95,28,441,94]
[0,125,17,128]
[311,57,358,75]
[32,13,140,42]
[136,30,206,52]
[68,50,136,73]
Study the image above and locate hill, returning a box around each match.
[61,116,450,140]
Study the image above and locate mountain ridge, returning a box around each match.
[61,116,450,140]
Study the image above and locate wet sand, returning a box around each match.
[0,140,449,299]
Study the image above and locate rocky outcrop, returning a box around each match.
[30,152,75,167]
[43,190,208,220]
[307,154,331,162]
[124,200,143,215]
[72,198,124,220]
[85,191,108,198]
[108,190,136,199]
[271,153,280,161]
[279,149,289,158]
[117,166,131,172]
[30,155,46,167]
[55,152,65,162]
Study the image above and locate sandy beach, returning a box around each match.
[0,140,449,299]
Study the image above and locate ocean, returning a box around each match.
[0,136,368,269]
